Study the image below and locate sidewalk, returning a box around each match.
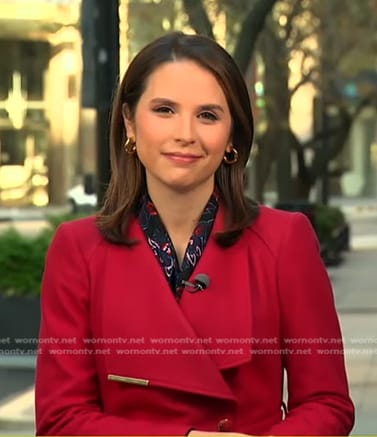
[0,205,69,222]
[331,196,377,219]
[0,388,34,434]
[0,209,376,435]
[328,248,377,434]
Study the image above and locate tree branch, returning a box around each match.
[303,96,375,150]
[181,0,215,39]
[233,0,279,73]
[289,67,318,97]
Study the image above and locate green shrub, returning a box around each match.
[314,204,346,243]
[0,213,89,297]
[0,228,51,296]
[46,212,88,230]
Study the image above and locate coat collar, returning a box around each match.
[101,206,253,400]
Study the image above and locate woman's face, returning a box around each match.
[123,60,233,196]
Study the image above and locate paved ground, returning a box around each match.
[328,249,377,434]
[0,200,376,435]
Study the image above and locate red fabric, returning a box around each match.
[35,206,354,435]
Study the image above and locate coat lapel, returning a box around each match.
[99,207,252,401]
[179,207,253,369]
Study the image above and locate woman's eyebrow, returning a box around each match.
[199,104,225,113]
[150,97,176,106]
[150,98,224,113]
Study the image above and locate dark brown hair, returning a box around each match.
[97,32,259,246]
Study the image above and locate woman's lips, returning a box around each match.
[163,153,202,164]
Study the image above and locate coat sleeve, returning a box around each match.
[266,213,354,436]
[35,223,191,436]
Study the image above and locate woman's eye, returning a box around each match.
[199,111,218,121]
[153,106,174,114]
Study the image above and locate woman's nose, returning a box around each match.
[174,115,195,144]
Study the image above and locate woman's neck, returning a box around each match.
[147,184,214,238]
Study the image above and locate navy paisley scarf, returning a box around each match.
[138,192,218,300]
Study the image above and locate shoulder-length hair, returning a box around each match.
[97,32,259,246]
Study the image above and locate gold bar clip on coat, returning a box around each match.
[107,374,150,386]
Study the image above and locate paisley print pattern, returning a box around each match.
[138,192,218,299]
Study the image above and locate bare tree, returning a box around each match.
[181,0,377,203]
[182,0,279,73]
[256,0,377,202]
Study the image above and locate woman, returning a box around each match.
[35,32,354,436]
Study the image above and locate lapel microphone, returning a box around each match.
[181,273,211,293]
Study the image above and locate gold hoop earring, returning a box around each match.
[124,137,136,154]
[223,147,238,164]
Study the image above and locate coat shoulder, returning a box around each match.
[245,205,314,257]
[58,214,100,236]
[54,215,106,258]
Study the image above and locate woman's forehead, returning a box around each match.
[141,60,229,105]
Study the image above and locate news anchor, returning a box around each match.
[35,32,354,436]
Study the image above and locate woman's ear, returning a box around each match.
[122,103,135,138]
